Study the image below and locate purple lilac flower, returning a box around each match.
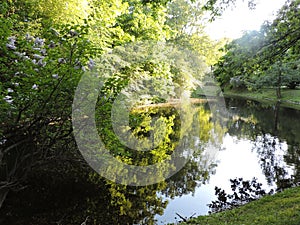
[7,88,14,93]
[3,96,13,103]
[87,58,96,70]
[32,84,38,90]
[34,37,44,46]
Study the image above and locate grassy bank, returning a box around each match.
[223,88,300,110]
[192,86,300,110]
[176,186,300,225]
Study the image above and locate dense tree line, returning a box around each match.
[213,0,300,98]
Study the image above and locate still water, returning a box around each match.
[1,98,300,225]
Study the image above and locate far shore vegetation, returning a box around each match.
[192,86,300,110]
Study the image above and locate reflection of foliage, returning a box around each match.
[200,103,228,145]
[94,103,221,218]
[253,134,297,191]
[162,159,215,198]
[225,98,300,191]
[96,104,179,165]
[198,107,213,143]
[159,105,225,197]
[208,178,269,214]
[0,167,167,225]
[90,104,221,224]
[87,175,168,225]
[285,144,300,184]
[1,101,222,224]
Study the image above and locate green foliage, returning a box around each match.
[0,2,99,193]
[87,0,132,48]
[203,0,257,20]
[257,60,300,89]
[213,30,265,88]
[116,0,171,41]
[1,22,95,129]
[213,0,300,94]
[166,0,227,66]
[29,0,91,24]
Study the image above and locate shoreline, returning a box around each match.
[221,88,300,110]
[176,186,300,225]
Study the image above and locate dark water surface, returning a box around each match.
[1,98,300,225]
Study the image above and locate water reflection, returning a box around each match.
[1,98,300,224]
[158,99,300,223]
[1,101,224,225]
[225,98,300,190]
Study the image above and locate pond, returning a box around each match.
[1,97,300,225]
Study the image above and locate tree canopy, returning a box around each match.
[213,0,300,95]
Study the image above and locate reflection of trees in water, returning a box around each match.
[285,144,300,183]
[162,158,216,198]
[208,177,268,214]
[95,104,224,224]
[3,98,299,224]
[253,134,295,190]
[1,168,166,225]
[1,104,223,225]
[225,98,300,190]
[208,99,300,214]
[160,104,226,199]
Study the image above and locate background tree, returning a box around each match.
[213,0,300,95]
[166,0,227,67]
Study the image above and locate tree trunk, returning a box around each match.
[276,86,281,99]
[276,62,282,99]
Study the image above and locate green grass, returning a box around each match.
[223,88,300,110]
[192,86,300,109]
[177,186,300,225]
